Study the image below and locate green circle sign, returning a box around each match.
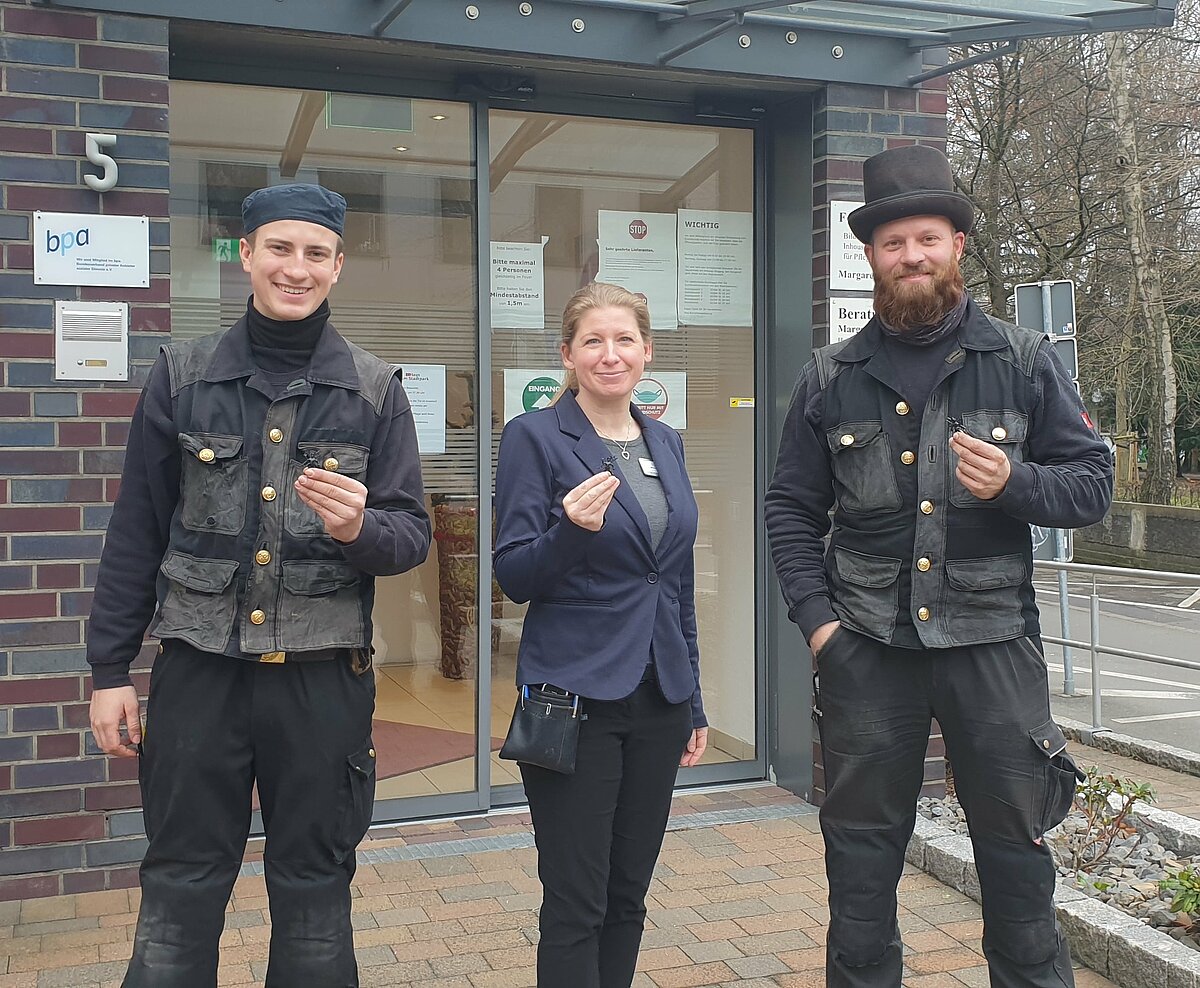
[522,376,561,412]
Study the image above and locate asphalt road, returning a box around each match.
[1033,570,1200,752]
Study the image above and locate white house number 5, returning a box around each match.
[84,133,119,193]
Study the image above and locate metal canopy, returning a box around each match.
[37,0,1174,88]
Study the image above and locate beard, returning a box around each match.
[872,252,965,333]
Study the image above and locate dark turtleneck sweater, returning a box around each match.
[246,296,328,377]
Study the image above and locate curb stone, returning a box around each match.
[906,815,1200,988]
[1059,716,1200,780]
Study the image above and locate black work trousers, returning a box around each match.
[123,641,376,988]
[520,681,693,988]
[815,628,1078,988]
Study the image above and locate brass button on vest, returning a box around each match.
[917,606,931,621]
[255,549,271,566]
[198,448,215,463]
[992,426,1008,441]
[324,457,340,471]
[269,428,284,443]
[895,401,910,416]
[920,499,934,515]
[900,450,916,465]
[1043,738,1051,749]
[262,486,277,502]
[368,748,376,758]
[250,609,266,625]
[839,434,854,447]
[916,557,931,572]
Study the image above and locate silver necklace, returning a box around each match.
[598,419,637,460]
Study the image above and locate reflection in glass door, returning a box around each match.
[488,111,759,783]
[168,82,483,814]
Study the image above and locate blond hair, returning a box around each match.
[553,282,652,401]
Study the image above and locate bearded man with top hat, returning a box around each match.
[765,145,1112,988]
[86,183,431,987]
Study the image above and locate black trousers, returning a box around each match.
[815,628,1077,988]
[123,641,376,988]
[520,681,693,988]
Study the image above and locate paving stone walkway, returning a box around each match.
[0,785,1119,988]
[1066,740,1200,818]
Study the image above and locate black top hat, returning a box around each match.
[847,145,975,243]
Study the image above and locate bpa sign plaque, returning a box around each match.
[34,212,150,288]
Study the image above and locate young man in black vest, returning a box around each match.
[766,145,1113,988]
[87,184,431,987]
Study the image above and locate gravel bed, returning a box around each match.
[917,796,1199,953]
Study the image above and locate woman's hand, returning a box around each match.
[680,727,708,767]
[562,471,619,532]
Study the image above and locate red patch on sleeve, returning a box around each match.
[1081,411,1095,430]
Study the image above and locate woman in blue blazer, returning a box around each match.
[494,282,706,988]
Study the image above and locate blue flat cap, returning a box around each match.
[241,183,346,237]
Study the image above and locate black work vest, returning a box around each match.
[149,318,396,657]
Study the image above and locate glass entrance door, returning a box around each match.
[487,110,760,788]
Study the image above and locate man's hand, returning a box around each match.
[809,620,842,657]
[950,431,1011,500]
[562,472,619,532]
[294,468,368,542]
[90,685,142,758]
[680,727,709,768]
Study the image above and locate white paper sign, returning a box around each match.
[829,200,874,292]
[597,210,677,331]
[399,364,446,455]
[677,209,753,327]
[34,212,150,288]
[503,368,687,430]
[828,298,874,344]
[490,240,546,330]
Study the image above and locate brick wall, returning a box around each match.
[808,74,950,804]
[0,0,169,900]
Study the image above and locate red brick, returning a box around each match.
[920,91,948,115]
[38,564,81,590]
[102,75,168,104]
[0,331,53,360]
[84,782,140,811]
[81,392,140,417]
[0,124,54,154]
[0,873,60,902]
[0,765,11,791]
[109,866,140,889]
[6,184,96,212]
[63,703,91,729]
[0,479,6,504]
[130,306,170,333]
[5,244,33,270]
[0,592,58,619]
[887,138,917,149]
[105,477,121,502]
[101,190,168,218]
[0,677,81,704]
[14,813,104,845]
[37,733,81,759]
[79,44,167,74]
[0,506,81,533]
[0,393,31,416]
[107,756,139,782]
[83,277,169,303]
[4,7,98,39]
[59,421,104,447]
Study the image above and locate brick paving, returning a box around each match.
[1066,740,1200,818]
[0,786,1120,988]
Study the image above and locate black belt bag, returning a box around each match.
[500,684,585,775]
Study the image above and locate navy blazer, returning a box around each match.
[494,389,705,727]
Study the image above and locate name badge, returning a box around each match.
[639,457,659,477]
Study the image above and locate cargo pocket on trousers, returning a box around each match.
[333,742,376,864]
[1029,718,1084,840]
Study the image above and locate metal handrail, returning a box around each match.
[1033,559,1200,732]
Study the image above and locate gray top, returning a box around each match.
[601,433,668,550]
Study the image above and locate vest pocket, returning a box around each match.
[826,421,902,514]
[178,433,248,536]
[152,551,239,652]
[285,442,371,538]
[830,546,902,640]
[949,409,1028,508]
[942,554,1027,638]
[278,560,365,650]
